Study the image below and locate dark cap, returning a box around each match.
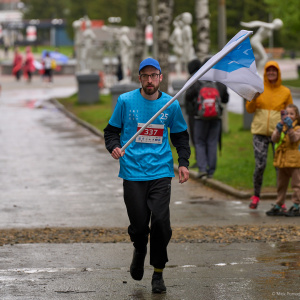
[187,59,202,75]
[139,58,161,73]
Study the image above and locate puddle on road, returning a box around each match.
[277,242,300,273]
[214,279,252,300]
[210,242,300,299]
[189,195,205,199]
[188,199,221,206]
[39,119,78,133]
[0,267,78,274]
[24,99,38,108]
[38,112,104,146]
[253,242,300,298]
[258,242,300,272]
[188,195,214,204]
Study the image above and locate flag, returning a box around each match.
[121,30,261,151]
[198,30,264,100]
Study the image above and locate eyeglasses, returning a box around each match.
[140,73,161,81]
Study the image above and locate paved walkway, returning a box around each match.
[0,73,300,299]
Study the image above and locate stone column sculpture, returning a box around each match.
[181,12,196,65]
[118,26,133,81]
[169,18,183,76]
[81,17,96,73]
[72,18,83,72]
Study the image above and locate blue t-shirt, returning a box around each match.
[109,89,187,181]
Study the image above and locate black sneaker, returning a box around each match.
[285,206,300,217]
[152,278,166,293]
[130,248,147,281]
[266,205,286,216]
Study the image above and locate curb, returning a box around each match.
[50,98,287,200]
[174,165,251,199]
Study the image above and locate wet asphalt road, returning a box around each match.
[0,242,299,300]
[0,74,299,299]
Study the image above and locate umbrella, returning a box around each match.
[42,50,69,64]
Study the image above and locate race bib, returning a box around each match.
[136,123,164,144]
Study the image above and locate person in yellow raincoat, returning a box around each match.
[246,61,293,209]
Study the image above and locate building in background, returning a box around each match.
[0,0,73,48]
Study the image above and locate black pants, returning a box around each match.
[15,70,21,81]
[123,177,172,269]
[44,68,53,82]
[27,71,32,82]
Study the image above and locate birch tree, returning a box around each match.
[132,0,148,83]
[157,0,174,93]
[195,0,210,60]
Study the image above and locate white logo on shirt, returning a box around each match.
[129,110,139,121]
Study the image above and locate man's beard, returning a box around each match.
[142,83,159,95]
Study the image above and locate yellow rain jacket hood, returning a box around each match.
[246,61,293,136]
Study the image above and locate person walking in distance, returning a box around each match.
[43,52,53,83]
[185,57,229,178]
[266,104,300,217]
[185,59,202,167]
[104,58,190,293]
[246,61,293,209]
[12,47,23,81]
[23,46,35,83]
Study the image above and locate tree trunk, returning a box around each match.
[132,0,149,83]
[195,0,210,60]
[218,0,227,50]
[157,0,173,93]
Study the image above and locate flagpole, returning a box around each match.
[121,31,253,152]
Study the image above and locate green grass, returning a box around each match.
[57,78,300,192]
[191,113,277,191]
[170,112,277,191]
[282,78,300,87]
[18,45,74,57]
[57,93,112,131]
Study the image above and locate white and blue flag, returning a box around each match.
[196,30,264,100]
[121,30,263,151]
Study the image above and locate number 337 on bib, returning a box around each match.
[135,123,164,144]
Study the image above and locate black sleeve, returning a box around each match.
[103,124,122,153]
[216,82,229,104]
[170,130,191,169]
[185,85,197,102]
[185,81,201,115]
